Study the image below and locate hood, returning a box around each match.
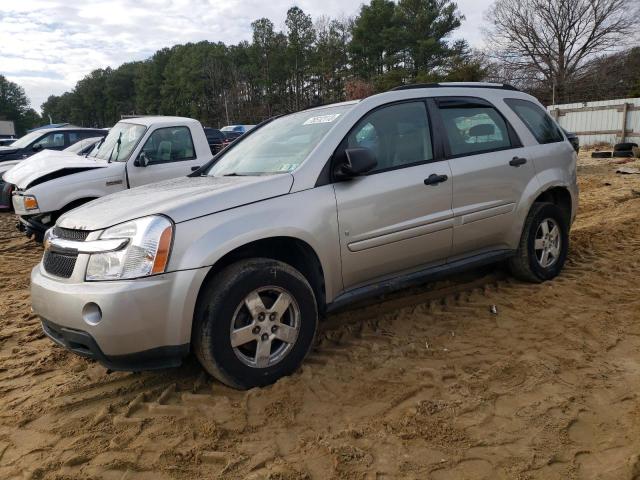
[0,147,19,156]
[2,150,107,188]
[0,159,24,175]
[57,174,294,230]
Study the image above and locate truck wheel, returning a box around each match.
[193,258,318,389]
[508,202,569,283]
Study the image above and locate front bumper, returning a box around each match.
[17,214,51,240]
[41,318,189,371]
[31,262,209,368]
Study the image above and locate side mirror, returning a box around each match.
[134,152,150,167]
[334,148,377,180]
[32,144,43,152]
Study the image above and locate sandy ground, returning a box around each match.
[1,151,640,480]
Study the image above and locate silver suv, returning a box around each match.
[31,83,578,389]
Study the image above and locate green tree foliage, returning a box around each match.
[0,75,41,135]
[40,1,488,128]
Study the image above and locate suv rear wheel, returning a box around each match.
[508,202,569,283]
[193,258,318,389]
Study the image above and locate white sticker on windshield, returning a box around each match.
[303,113,341,125]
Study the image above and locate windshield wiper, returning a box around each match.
[87,136,106,158]
[107,133,122,163]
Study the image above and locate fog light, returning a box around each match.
[82,302,102,325]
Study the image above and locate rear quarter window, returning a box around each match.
[505,98,564,144]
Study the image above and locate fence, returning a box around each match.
[547,98,640,147]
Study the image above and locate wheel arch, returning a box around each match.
[531,185,573,223]
[194,236,328,318]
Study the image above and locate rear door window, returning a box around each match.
[436,98,513,157]
[505,98,564,144]
[33,132,65,149]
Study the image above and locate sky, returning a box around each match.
[0,0,491,113]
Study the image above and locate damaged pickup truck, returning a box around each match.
[5,117,212,241]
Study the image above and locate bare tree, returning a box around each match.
[484,0,637,103]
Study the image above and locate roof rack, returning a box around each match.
[390,82,520,92]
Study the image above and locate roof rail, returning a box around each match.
[390,82,520,92]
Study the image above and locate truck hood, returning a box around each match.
[2,150,107,188]
[0,159,24,176]
[57,174,294,230]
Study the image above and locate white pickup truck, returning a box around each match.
[5,116,213,241]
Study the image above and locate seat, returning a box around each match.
[157,141,172,162]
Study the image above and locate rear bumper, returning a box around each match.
[41,318,189,370]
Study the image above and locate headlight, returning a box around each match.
[86,215,173,281]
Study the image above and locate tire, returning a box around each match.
[591,151,612,158]
[193,258,318,389]
[612,150,634,158]
[508,202,569,283]
[614,142,638,152]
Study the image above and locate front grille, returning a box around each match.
[53,226,90,241]
[43,251,77,278]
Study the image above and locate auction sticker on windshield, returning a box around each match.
[303,114,341,125]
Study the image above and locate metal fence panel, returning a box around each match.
[547,98,640,146]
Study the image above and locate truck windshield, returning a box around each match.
[89,122,146,162]
[209,104,353,176]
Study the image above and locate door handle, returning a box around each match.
[424,174,448,186]
[191,166,201,171]
[509,157,527,167]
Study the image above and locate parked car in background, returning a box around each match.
[0,136,105,212]
[0,127,106,163]
[0,138,16,147]
[221,124,255,134]
[220,125,255,148]
[30,83,577,389]
[220,130,241,149]
[7,117,212,240]
[203,127,226,154]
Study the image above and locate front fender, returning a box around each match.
[169,186,343,302]
[19,169,125,215]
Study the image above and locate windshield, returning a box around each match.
[209,105,352,176]
[89,122,146,162]
[10,131,45,149]
[64,137,102,154]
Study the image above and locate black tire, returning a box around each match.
[613,142,638,152]
[508,202,569,283]
[612,150,634,158]
[193,258,318,389]
[591,151,612,158]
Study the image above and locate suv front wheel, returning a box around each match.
[509,202,569,283]
[193,258,318,389]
